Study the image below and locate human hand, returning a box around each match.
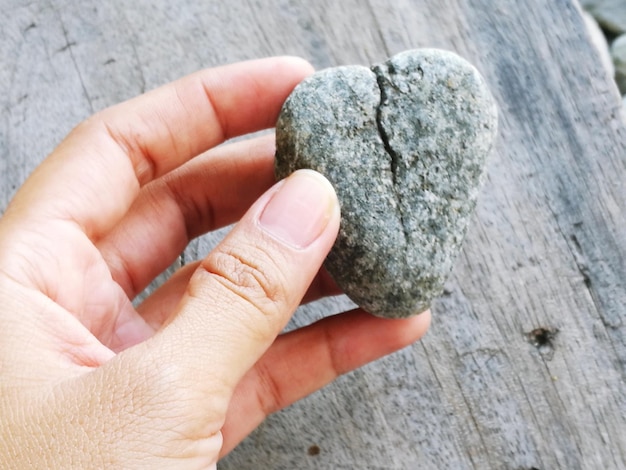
[0,57,431,468]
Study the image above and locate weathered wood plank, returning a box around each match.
[1,0,625,468]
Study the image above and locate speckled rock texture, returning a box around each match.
[275,49,498,318]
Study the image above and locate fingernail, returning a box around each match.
[259,170,337,249]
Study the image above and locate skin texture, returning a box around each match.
[0,57,430,469]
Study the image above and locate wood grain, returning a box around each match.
[1,0,625,468]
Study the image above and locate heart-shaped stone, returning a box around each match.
[275,49,498,318]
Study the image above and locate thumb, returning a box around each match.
[122,169,340,426]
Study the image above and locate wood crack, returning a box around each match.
[51,0,94,113]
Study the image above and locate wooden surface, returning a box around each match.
[2,1,626,468]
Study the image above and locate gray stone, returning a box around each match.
[275,49,498,318]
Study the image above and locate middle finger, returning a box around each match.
[98,134,276,299]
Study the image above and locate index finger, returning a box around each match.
[7,57,314,239]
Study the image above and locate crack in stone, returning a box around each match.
[372,65,410,245]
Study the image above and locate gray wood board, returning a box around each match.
[1,0,625,468]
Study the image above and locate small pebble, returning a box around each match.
[611,34,626,94]
[582,10,614,77]
[581,0,626,35]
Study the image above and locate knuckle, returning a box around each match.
[198,242,288,321]
[253,360,286,416]
[162,175,216,241]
